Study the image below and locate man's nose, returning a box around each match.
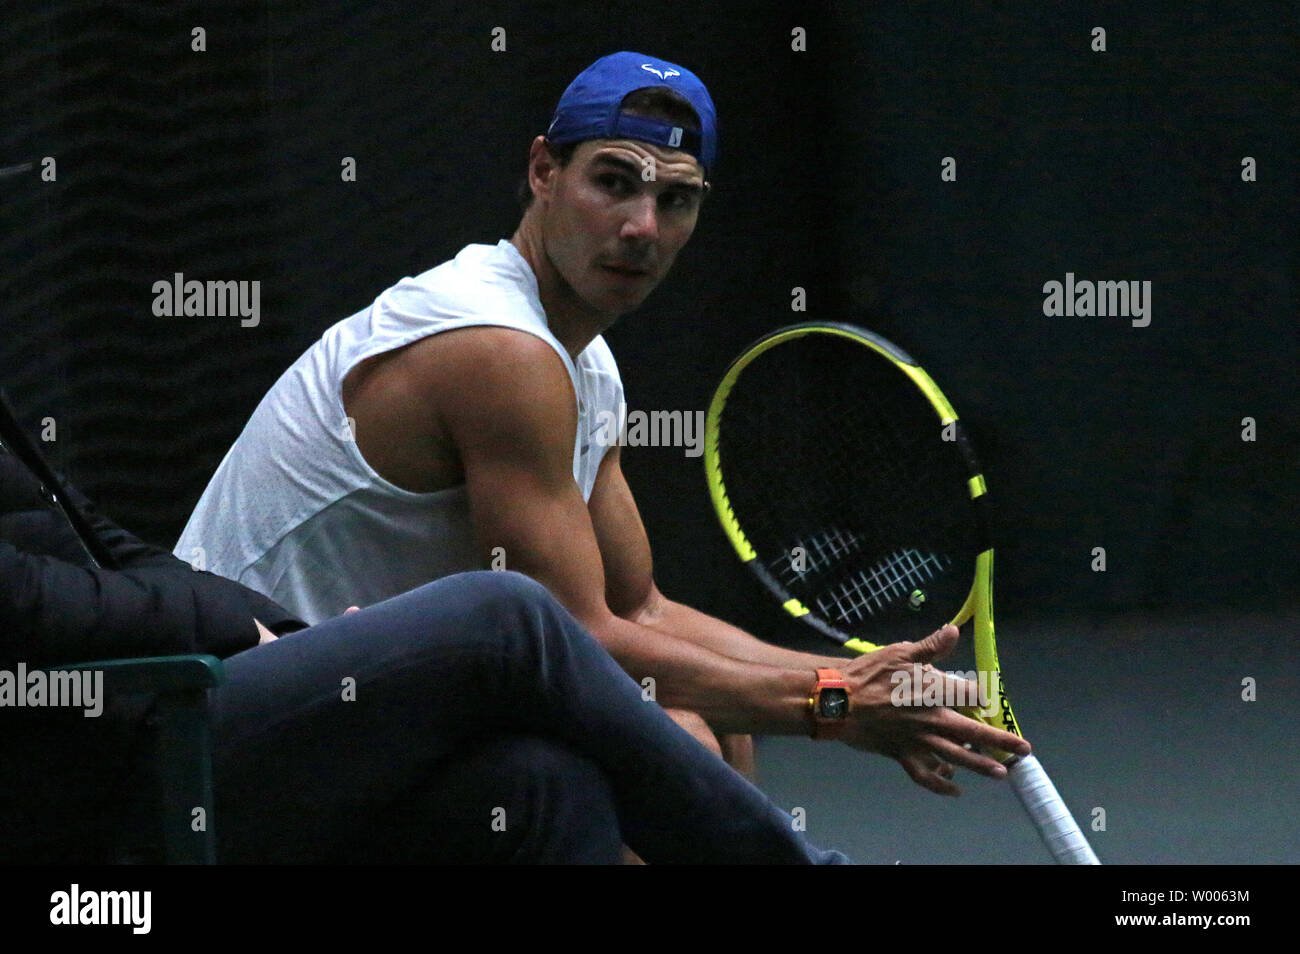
[620,194,659,241]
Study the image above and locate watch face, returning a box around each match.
[818,687,849,719]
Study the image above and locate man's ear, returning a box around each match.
[528,135,559,203]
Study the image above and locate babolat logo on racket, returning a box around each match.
[996,675,1019,733]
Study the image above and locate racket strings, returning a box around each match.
[770,526,952,623]
[823,547,953,622]
[716,335,982,642]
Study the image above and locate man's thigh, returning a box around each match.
[205,573,629,863]
[208,577,524,862]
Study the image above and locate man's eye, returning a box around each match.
[598,174,632,193]
[663,192,693,209]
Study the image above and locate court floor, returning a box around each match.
[754,610,1300,864]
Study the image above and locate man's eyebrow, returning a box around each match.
[590,154,705,194]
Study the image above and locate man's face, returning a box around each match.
[534,136,707,319]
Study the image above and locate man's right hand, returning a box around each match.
[840,624,1032,796]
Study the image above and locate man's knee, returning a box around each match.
[453,569,555,609]
[662,707,724,760]
[662,710,756,779]
[719,733,757,781]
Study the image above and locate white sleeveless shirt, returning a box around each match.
[174,239,624,624]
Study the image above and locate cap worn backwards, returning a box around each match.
[545,51,718,176]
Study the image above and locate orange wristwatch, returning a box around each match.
[807,667,852,740]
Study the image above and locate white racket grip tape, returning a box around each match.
[1007,755,1101,865]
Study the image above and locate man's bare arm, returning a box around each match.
[411,327,1029,789]
[421,328,807,733]
[583,404,1031,793]
[586,443,848,670]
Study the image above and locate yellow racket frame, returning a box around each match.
[704,322,1022,741]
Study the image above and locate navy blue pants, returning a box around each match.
[208,571,848,864]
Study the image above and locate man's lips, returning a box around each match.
[601,262,651,277]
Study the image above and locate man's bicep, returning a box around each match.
[460,453,610,619]
[432,330,612,621]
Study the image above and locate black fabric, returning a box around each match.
[0,387,307,862]
[0,388,307,669]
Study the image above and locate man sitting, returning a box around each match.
[0,388,848,863]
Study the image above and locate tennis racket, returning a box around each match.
[703,321,1099,865]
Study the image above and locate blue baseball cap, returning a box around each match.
[545,51,718,176]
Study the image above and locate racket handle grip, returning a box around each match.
[1007,755,1101,865]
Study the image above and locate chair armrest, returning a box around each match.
[45,654,225,692]
[42,653,225,863]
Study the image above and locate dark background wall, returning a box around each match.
[2,2,1296,641]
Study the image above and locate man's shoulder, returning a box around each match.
[413,327,577,451]
[408,240,495,277]
[401,240,526,298]
[371,240,542,336]
[402,324,568,384]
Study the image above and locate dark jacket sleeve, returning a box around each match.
[65,482,308,637]
[0,483,307,668]
[0,539,261,667]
